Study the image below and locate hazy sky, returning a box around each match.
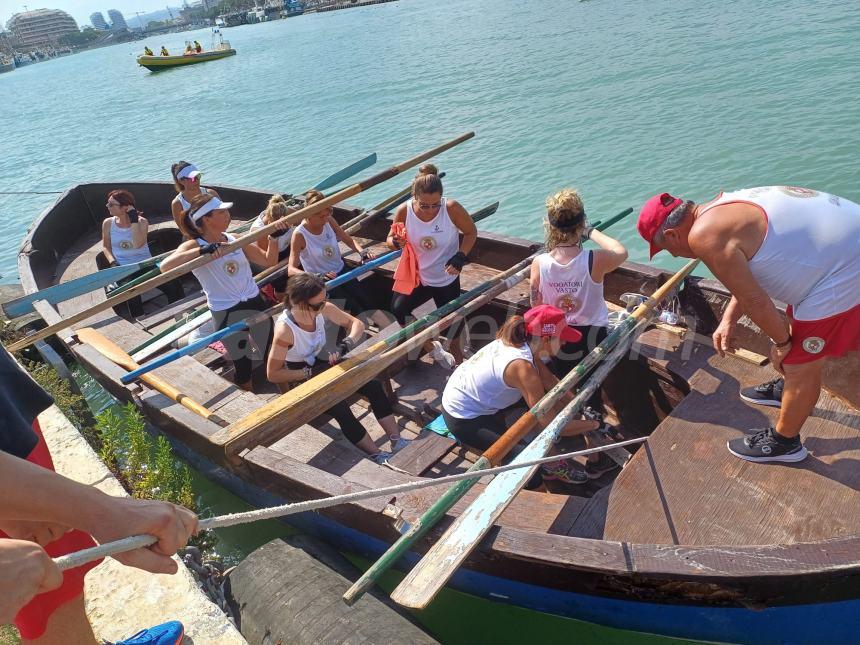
[1,0,177,28]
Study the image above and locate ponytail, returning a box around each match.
[263,193,289,225]
[497,315,529,347]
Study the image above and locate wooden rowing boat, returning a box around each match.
[14,182,860,643]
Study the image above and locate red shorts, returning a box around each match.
[784,302,860,365]
[0,420,102,640]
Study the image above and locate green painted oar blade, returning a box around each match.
[313,152,378,191]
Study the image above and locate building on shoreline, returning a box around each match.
[6,9,78,48]
[107,9,128,31]
[90,12,109,30]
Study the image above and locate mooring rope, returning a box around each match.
[54,436,646,571]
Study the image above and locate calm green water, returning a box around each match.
[2,0,859,283]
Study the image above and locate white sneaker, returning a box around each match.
[429,341,456,370]
[391,437,411,452]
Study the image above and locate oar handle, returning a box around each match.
[140,372,228,426]
[326,251,402,289]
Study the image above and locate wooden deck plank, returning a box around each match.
[601,332,860,546]
[387,430,456,476]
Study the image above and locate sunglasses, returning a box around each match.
[106,201,120,209]
[307,296,327,311]
[416,200,442,210]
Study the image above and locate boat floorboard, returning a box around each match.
[595,329,860,546]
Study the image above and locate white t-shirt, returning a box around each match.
[535,250,608,327]
[405,199,459,287]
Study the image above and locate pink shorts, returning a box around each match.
[784,302,860,365]
[0,420,102,639]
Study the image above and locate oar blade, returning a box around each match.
[76,327,139,371]
[2,263,142,318]
[313,152,378,191]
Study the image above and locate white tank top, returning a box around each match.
[442,339,534,419]
[191,233,259,311]
[296,222,344,274]
[177,187,210,212]
[278,310,326,365]
[109,218,151,265]
[701,186,860,320]
[405,199,459,287]
[251,211,292,253]
[536,251,608,327]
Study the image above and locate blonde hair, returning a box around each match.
[262,194,289,225]
[544,188,585,250]
[412,163,443,197]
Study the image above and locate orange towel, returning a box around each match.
[391,222,419,295]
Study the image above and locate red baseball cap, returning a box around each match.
[637,193,683,258]
[524,305,582,343]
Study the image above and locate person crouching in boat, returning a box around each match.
[161,193,289,391]
[387,164,477,369]
[100,189,184,319]
[266,273,408,461]
[170,161,221,233]
[638,186,860,464]
[288,189,389,328]
[194,40,202,53]
[252,194,294,302]
[144,46,154,56]
[160,46,169,56]
[441,305,620,486]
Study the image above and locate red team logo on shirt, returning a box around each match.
[224,261,239,276]
[420,236,436,251]
[119,241,132,250]
[323,245,335,259]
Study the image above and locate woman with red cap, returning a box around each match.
[441,305,619,486]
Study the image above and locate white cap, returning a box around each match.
[190,196,233,222]
[176,164,202,180]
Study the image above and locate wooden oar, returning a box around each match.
[211,254,535,457]
[4,154,380,317]
[386,259,700,610]
[7,132,475,353]
[120,250,403,383]
[75,327,228,427]
[342,209,639,604]
[129,199,497,363]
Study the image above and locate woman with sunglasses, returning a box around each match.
[170,161,221,231]
[266,273,408,462]
[288,190,389,328]
[161,193,289,391]
[101,189,184,319]
[387,164,477,368]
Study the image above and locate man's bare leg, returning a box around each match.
[775,359,823,439]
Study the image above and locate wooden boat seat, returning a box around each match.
[586,328,860,547]
[388,430,457,476]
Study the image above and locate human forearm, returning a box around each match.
[722,296,743,324]
[588,229,626,254]
[734,293,790,342]
[459,231,477,256]
[160,247,202,272]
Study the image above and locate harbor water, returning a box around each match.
[2,0,859,283]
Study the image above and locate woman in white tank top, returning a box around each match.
[441,306,615,486]
[170,161,221,232]
[386,164,478,366]
[530,188,627,380]
[266,273,408,461]
[161,192,290,391]
[288,189,389,329]
[251,194,295,300]
[100,188,184,318]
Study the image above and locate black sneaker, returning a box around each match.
[585,452,620,479]
[727,427,808,463]
[740,378,783,408]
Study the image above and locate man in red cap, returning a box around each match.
[637,187,860,463]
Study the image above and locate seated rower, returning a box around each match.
[387,164,477,368]
[144,46,154,56]
[160,193,289,392]
[288,190,389,328]
[170,161,221,233]
[194,40,202,53]
[100,189,184,319]
[184,43,194,55]
[441,305,620,485]
[252,194,294,301]
[266,273,408,461]
[160,46,169,56]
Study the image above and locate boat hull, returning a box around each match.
[137,49,236,71]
